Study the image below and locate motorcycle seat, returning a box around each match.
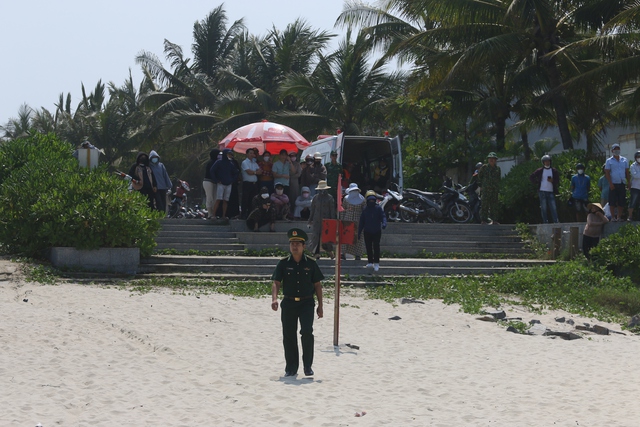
[406,188,439,197]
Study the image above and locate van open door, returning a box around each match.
[334,132,345,163]
[389,136,403,191]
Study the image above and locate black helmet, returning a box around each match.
[576,163,585,170]
[541,154,552,164]
[475,162,483,170]
[635,151,640,159]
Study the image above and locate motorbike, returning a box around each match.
[377,183,404,222]
[459,184,481,223]
[168,180,190,218]
[400,182,472,223]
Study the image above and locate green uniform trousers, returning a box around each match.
[280,298,315,374]
[481,190,499,222]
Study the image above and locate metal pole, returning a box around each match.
[333,221,341,347]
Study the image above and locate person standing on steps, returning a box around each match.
[570,163,591,222]
[628,151,640,221]
[605,143,630,221]
[211,148,240,220]
[203,149,220,219]
[529,154,560,224]
[358,190,386,272]
[241,148,261,220]
[148,150,172,214]
[307,180,335,259]
[271,228,324,377]
[325,150,342,201]
[340,183,365,260]
[477,152,501,224]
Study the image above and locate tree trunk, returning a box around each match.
[495,117,506,152]
[544,59,573,150]
[521,129,531,161]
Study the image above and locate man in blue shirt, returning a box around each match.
[605,143,631,221]
[570,163,591,222]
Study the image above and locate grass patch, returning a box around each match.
[365,260,640,326]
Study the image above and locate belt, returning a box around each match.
[284,295,314,302]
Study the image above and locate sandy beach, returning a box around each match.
[2,269,640,427]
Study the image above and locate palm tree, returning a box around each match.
[1,104,34,140]
[280,28,405,136]
[339,0,628,151]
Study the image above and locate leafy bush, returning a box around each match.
[590,224,640,283]
[0,133,163,257]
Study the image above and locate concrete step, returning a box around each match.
[154,243,245,251]
[141,255,551,268]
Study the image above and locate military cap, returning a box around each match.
[288,228,307,242]
[487,152,498,159]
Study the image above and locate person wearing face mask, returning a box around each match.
[627,151,640,221]
[128,152,157,210]
[294,186,312,220]
[529,154,560,224]
[270,182,291,220]
[247,186,277,232]
[570,163,591,222]
[605,143,630,221]
[358,190,387,272]
[340,183,365,261]
[148,150,172,214]
[258,151,275,195]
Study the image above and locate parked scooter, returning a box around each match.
[168,180,190,218]
[400,181,472,223]
[377,183,404,222]
[459,184,481,223]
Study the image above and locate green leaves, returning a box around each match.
[0,133,163,257]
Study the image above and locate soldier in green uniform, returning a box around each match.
[271,228,324,377]
[325,150,342,201]
[477,152,501,224]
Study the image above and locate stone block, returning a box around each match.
[49,247,140,274]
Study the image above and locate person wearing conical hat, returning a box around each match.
[307,180,335,259]
[583,202,609,258]
[271,228,324,377]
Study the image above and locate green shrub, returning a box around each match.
[0,133,163,257]
[590,224,640,283]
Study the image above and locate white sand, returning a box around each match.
[2,273,640,427]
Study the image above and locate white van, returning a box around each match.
[300,133,403,192]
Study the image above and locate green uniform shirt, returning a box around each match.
[478,164,501,192]
[325,162,343,187]
[271,253,324,298]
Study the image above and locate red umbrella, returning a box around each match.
[219,120,310,155]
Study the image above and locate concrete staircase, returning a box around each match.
[139,219,551,280]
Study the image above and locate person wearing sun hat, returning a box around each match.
[477,152,501,224]
[583,202,609,258]
[307,180,336,259]
[340,183,366,260]
[271,227,324,377]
